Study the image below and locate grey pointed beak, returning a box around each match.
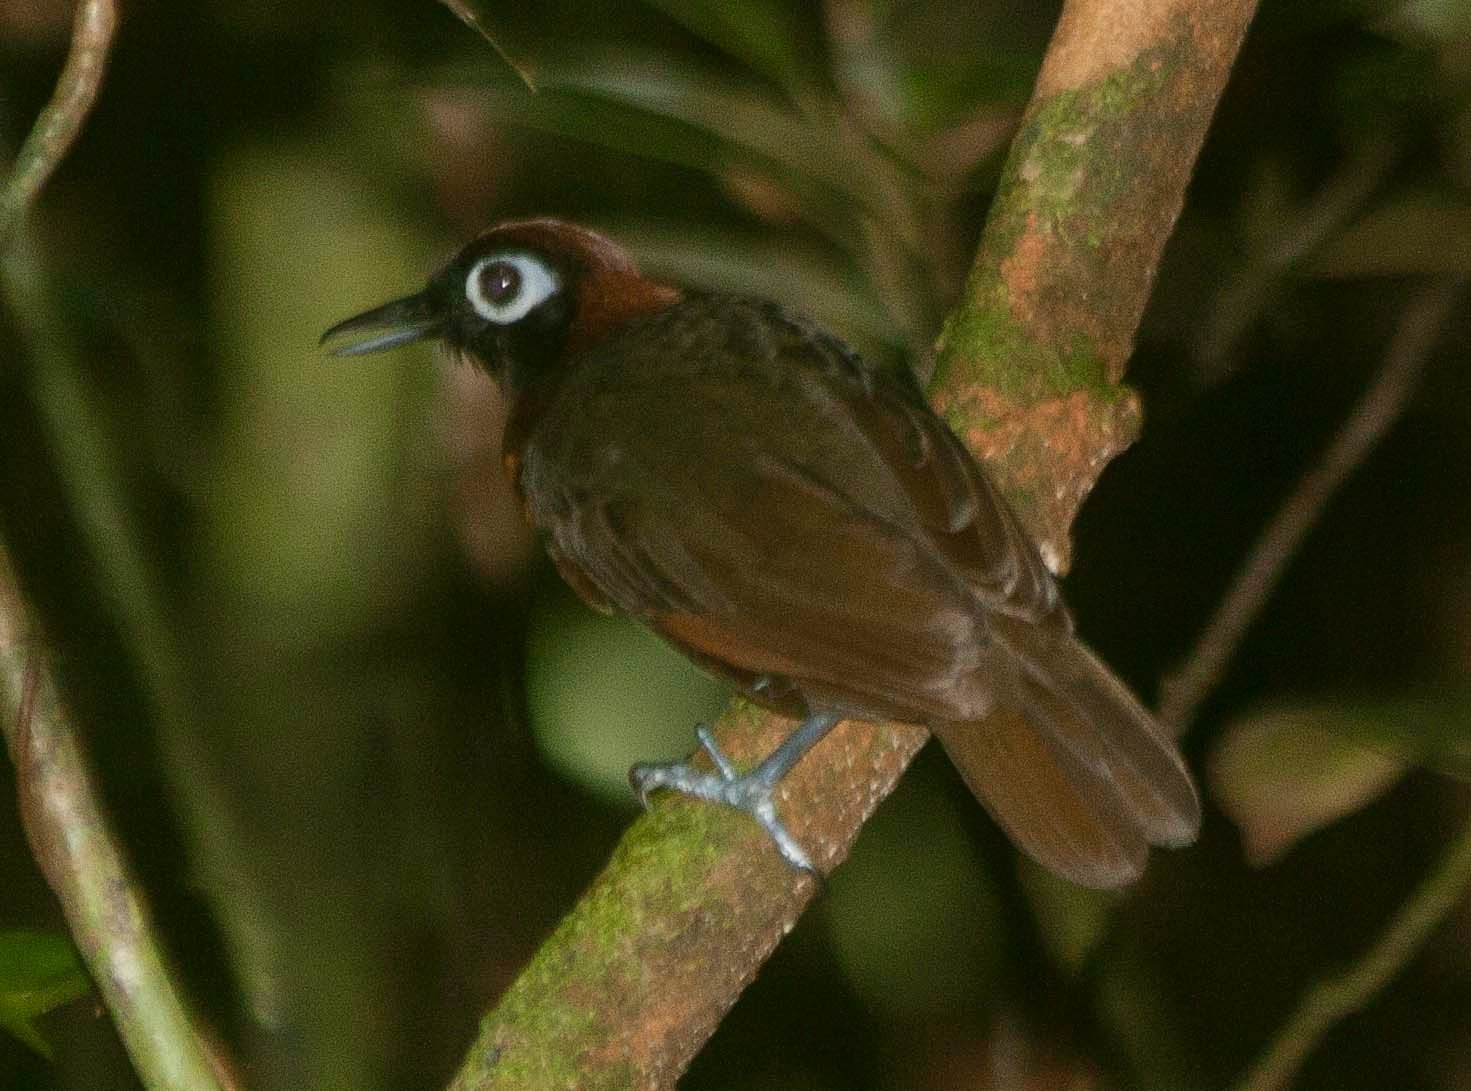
[319,290,443,357]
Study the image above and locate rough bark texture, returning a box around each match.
[449,2,1260,1088]
[933,0,1258,569]
[451,705,926,1091]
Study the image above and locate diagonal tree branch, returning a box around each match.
[1232,802,1471,1091]
[1159,279,1466,737]
[447,2,1258,1089]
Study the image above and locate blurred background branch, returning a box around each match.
[1160,278,1466,737]
[1,551,225,1091]
[1233,807,1471,1091]
[0,0,114,249]
[0,2,228,1088]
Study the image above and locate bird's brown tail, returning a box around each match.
[931,625,1200,888]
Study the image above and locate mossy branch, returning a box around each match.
[447,2,1259,1089]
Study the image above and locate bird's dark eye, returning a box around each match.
[479,261,521,304]
[465,251,560,325]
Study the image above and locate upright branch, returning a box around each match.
[1,3,228,1087]
[933,0,1260,565]
[447,2,1259,1089]
[1,549,227,1091]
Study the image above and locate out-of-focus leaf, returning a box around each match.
[543,54,925,248]
[1215,695,1471,864]
[1017,864,1121,972]
[436,0,539,89]
[605,218,911,357]
[1210,700,1450,865]
[823,769,1004,1022]
[1309,189,1471,277]
[1335,693,1471,778]
[526,579,727,801]
[446,50,927,253]
[1379,0,1471,45]
[638,0,809,93]
[444,77,730,175]
[0,931,90,1058]
[826,2,1036,134]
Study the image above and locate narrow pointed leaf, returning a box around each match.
[0,932,91,1058]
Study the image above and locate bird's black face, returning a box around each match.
[321,238,576,389]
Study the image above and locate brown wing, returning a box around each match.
[518,294,1198,884]
[517,292,1052,725]
[530,437,1005,724]
[839,379,1059,620]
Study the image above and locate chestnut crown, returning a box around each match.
[320,219,678,388]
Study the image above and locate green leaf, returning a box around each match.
[1309,189,1471,277]
[603,218,910,355]
[445,49,928,254]
[823,769,1004,1021]
[0,931,91,1058]
[1210,693,1471,865]
[637,0,810,92]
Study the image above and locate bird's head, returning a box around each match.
[321,219,680,389]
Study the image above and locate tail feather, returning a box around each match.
[935,708,1149,888]
[1018,639,1199,846]
[934,625,1200,888]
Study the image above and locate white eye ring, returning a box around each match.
[465,252,561,325]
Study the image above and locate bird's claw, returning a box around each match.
[629,726,817,875]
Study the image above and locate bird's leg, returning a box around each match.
[629,712,842,874]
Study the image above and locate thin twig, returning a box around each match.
[1199,139,1402,370]
[0,3,230,1087]
[1158,279,1466,737]
[0,550,230,1091]
[0,0,117,250]
[1231,805,1471,1091]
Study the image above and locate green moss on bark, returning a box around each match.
[933,47,1175,406]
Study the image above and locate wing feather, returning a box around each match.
[517,294,1199,884]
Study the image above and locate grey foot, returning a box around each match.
[630,725,818,874]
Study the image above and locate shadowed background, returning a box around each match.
[2,1,1471,1089]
